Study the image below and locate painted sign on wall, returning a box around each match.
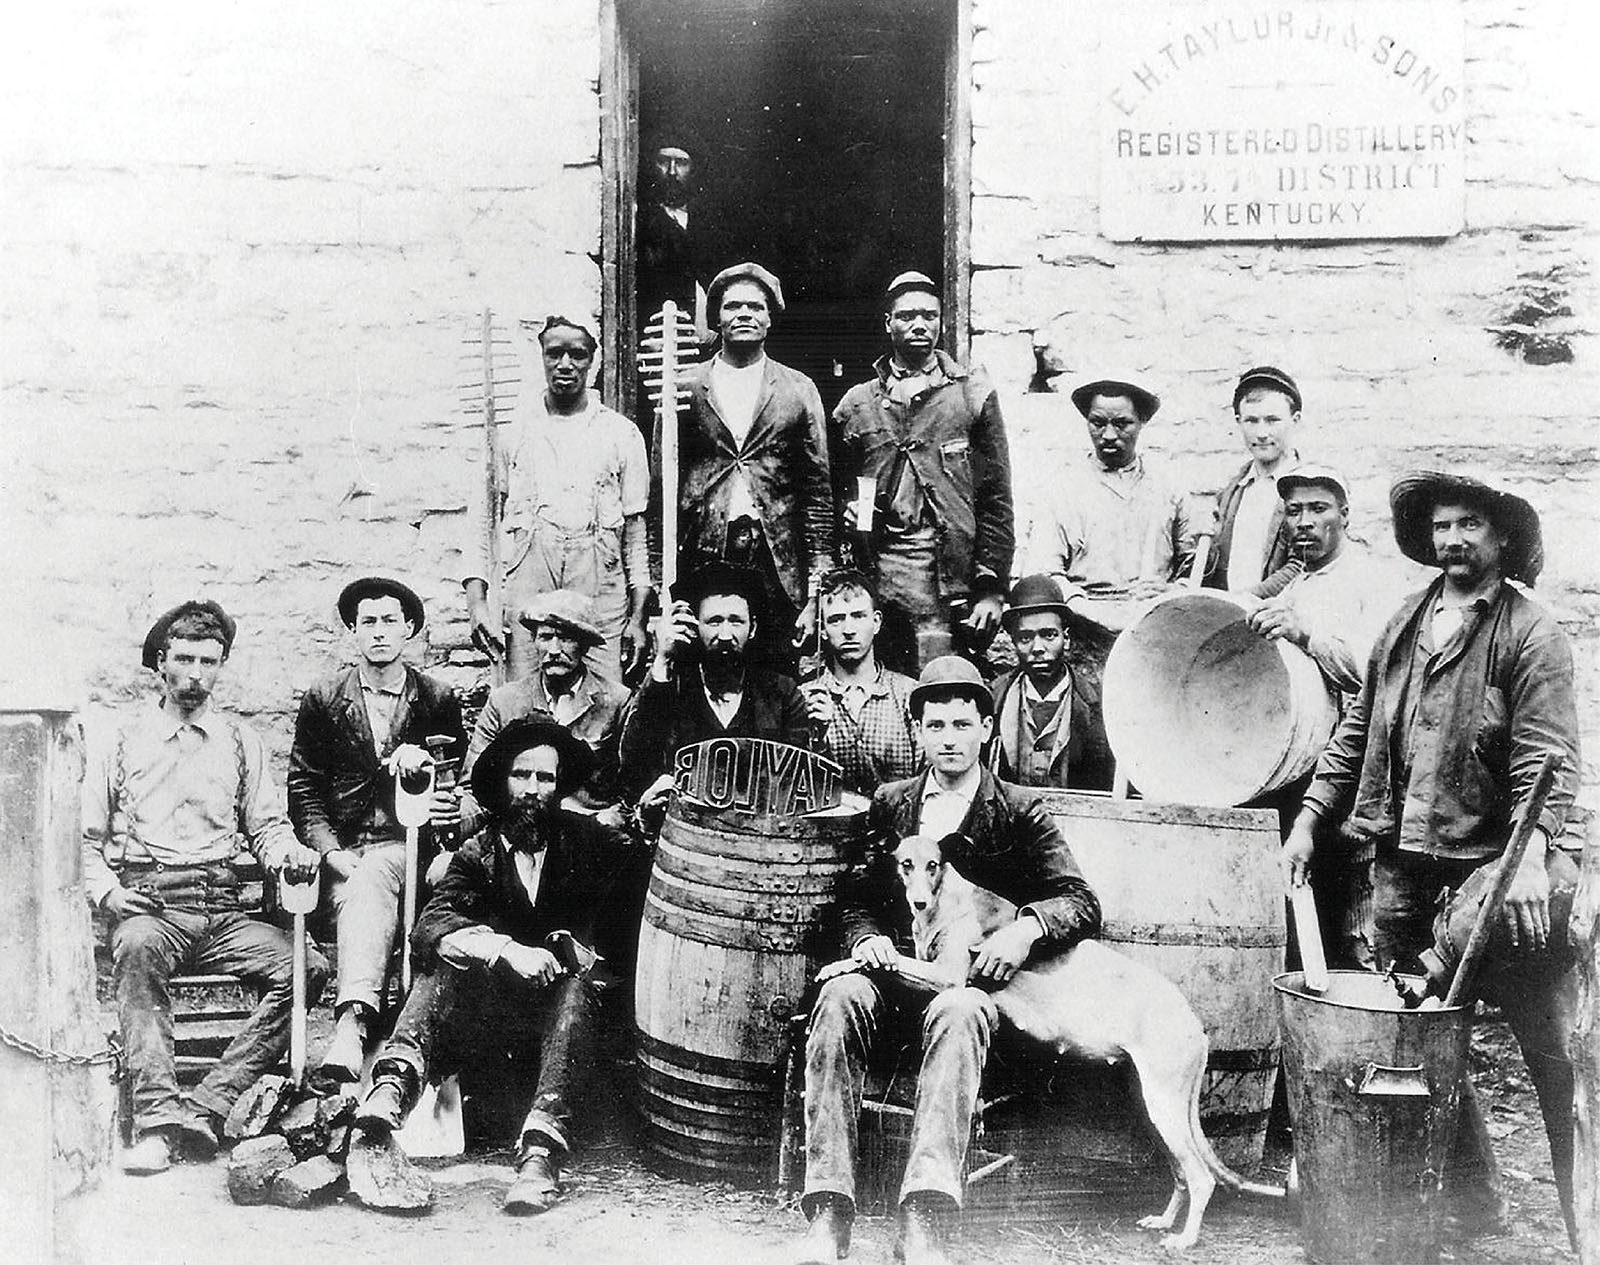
[1100,2,1466,241]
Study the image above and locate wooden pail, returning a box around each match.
[634,787,867,1177]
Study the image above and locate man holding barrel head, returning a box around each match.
[1283,472,1582,1243]
[795,656,1101,1265]
[287,577,465,1089]
[356,717,642,1215]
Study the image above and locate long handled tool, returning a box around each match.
[394,763,436,993]
[278,868,321,1087]
[1289,882,1329,994]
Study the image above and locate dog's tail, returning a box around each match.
[1190,1036,1287,1200]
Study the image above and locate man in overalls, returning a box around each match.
[465,316,653,687]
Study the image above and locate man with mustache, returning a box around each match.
[636,133,708,335]
[618,560,811,812]
[1283,472,1582,1243]
[831,272,1014,672]
[458,590,630,832]
[656,262,834,673]
[355,717,642,1215]
[82,601,325,1174]
[1206,365,1305,594]
[1018,371,1196,597]
[799,568,920,795]
[987,574,1114,791]
[466,316,653,687]
[288,577,466,1088]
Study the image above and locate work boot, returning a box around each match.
[313,1003,373,1091]
[170,1108,223,1161]
[121,1131,174,1176]
[894,1193,956,1265]
[790,1193,853,1263]
[355,1070,413,1137]
[503,1145,561,1215]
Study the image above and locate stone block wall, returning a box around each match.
[969,0,1599,810]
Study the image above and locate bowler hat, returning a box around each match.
[337,577,426,632]
[707,262,785,315]
[884,270,940,307]
[673,560,767,621]
[1233,365,1302,413]
[470,717,594,817]
[1001,574,1075,632]
[142,600,237,670]
[909,655,994,719]
[1070,375,1161,423]
[518,589,606,650]
[1277,465,1349,505]
[1389,471,1544,586]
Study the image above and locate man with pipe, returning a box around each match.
[287,577,465,1088]
[83,600,327,1174]
[1283,472,1583,1243]
[355,717,642,1214]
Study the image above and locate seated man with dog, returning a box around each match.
[793,655,1101,1265]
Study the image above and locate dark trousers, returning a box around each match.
[803,972,997,1210]
[720,517,800,676]
[1375,850,1577,1230]
[112,910,329,1136]
[375,963,601,1157]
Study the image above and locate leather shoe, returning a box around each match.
[895,1195,955,1265]
[355,1077,409,1137]
[121,1132,173,1175]
[790,1194,853,1263]
[170,1110,222,1162]
[503,1146,560,1215]
[311,1006,371,1091]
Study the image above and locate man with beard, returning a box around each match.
[637,133,709,334]
[800,568,920,795]
[988,574,1114,791]
[1019,372,1195,595]
[792,656,1100,1265]
[83,601,325,1174]
[657,262,833,672]
[466,316,653,686]
[1284,472,1582,1243]
[458,590,630,831]
[831,272,1013,673]
[288,577,465,1089]
[618,560,810,812]
[355,718,643,1215]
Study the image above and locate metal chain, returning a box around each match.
[0,1021,123,1075]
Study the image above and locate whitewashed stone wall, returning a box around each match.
[969,0,1599,810]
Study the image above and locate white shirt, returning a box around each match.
[1226,466,1285,591]
[918,765,982,841]
[709,355,765,522]
[436,840,546,969]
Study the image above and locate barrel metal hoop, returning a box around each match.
[643,890,811,952]
[635,1028,780,1084]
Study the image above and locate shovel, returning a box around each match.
[393,760,435,993]
[278,868,321,1086]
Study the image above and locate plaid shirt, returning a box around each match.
[802,664,921,795]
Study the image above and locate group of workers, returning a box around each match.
[82,240,1583,1261]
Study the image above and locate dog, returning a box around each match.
[817,833,1282,1250]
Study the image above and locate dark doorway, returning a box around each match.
[627,0,954,416]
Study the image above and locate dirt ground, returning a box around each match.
[49,1014,1575,1265]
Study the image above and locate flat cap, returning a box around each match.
[884,270,940,305]
[517,589,606,650]
[1233,365,1302,412]
[1277,465,1349,504]
[707,262,784,315]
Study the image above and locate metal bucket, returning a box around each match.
[1274,970,1474,1265]
[1103,590,1337,806]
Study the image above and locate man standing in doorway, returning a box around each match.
[800,568,920,795]
[656,262,834,671]
[466,316,653,687]
[831,272,1014,674]
[637,132,709,335]
[1207,365,1305,594]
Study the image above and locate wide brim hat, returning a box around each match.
[337,577,425,632]
[673,559,768,621]
[1233,365,1302,413]
[142,600,237,670]
[908,655,994,718]
[517,590,607,650]
[470,717,594,816]
[1070,376,1160,422]
[1389,471,1544,586]
[707,262,785,315]
[1001,574,1074,632]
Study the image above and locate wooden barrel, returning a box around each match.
[634,791,867,1176]
[1040,790,1285,1173]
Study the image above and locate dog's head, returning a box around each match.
[894,833,951,914]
